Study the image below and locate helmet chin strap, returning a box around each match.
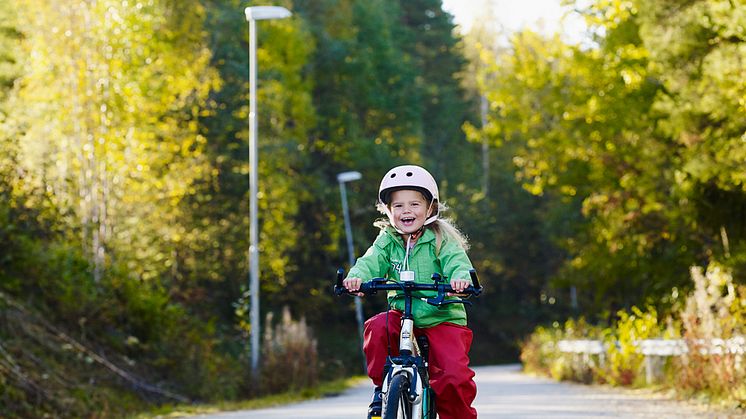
[423,200,437,226]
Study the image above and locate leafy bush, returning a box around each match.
[520,262,746,408]
[520,318,604,383]
[0,231,247,417]
[600,306,663,386]
[520,324,562,377]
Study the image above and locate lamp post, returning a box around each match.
[244,5,292,378]
[337,171,366,373]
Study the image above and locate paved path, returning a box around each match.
[190,364,741,418]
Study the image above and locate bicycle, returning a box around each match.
[334,269,483,419]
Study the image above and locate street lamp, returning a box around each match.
[337,171,366,373]
[244,5,292,378]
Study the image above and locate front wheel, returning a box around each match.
[383,373,413,419]
[424,387,436,419]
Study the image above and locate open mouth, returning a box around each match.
[400,217,416,227]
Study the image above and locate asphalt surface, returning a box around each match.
[190,364,741,418]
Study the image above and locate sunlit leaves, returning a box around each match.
[466,0,744,313]
[9,0,219,281]
[640,0,746,194]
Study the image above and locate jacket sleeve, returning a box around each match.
[438,235,474,283]
[346,232,390,280]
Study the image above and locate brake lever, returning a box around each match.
[424,294,473,307]
[444,299,472,307]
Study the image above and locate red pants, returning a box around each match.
[363,310,477,419]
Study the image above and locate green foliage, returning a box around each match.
[6,0,219,284]
[0,237,247,417]
[1,284,158,418]
[0,0,21,103]
[520,318,600,380]
[519,318,604,383]
[469,0,746,318]
[0,0,482,414]
[639,0,746,193]
[601,306,661,386]
[522,263,745,405]
[520,324,564,377]
[3,0,745,415]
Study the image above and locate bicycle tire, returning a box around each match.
[424,387,436,419]
[383,373,413,419]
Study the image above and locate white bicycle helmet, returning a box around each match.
[378,165,440,226]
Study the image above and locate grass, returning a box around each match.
[129,376,367,418]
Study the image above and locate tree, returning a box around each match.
[634,0,746,270]
[194,0,319,327]
[5,0,218,284]
[469,1,707,316]
[397,0,480,192]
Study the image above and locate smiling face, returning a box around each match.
[389,189,433,235]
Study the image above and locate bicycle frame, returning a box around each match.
[335,270,482,419]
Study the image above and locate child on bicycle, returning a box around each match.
[343,164,478,419]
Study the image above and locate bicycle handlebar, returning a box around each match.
[334,269,483,307]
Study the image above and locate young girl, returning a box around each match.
[343,165,477,419]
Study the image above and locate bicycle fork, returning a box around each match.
[381,317,425,417]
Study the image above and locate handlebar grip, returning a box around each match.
[469,269,483,294]
[359,282,374,294]
[334,268,346,295]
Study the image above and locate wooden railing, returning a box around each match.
[557,336,746,383]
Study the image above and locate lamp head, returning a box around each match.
[245,6,292,21]
[337,171,362,183]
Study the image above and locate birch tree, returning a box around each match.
[6,0,218,282]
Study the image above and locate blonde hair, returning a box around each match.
[374,197,469,252]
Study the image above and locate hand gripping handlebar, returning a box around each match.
[334,269,483,307]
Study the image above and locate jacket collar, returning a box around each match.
[382,225,436,247]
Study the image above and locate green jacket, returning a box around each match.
[347,226,474,328]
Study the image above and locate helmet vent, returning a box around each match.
[406,172,413,176]
[390,173,396,178]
